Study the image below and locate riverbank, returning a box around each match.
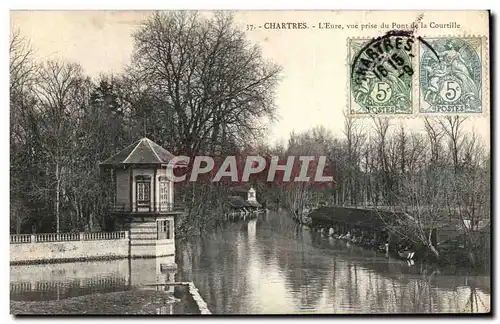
[306,206,490,270]
[174,213,490,313]
[10,213,490,314]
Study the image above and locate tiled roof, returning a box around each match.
[100,137,181,166]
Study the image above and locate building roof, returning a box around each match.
[100,137,182,167]
[246,200,262,208]
[228,196,249,208]
[227,196,261,208]
[229,185,254,193]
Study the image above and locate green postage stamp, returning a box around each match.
[348,36,415,116]
[419,37,484,114]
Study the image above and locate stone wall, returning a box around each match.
[129,216,175,258]
[160,282,211,314]
[10,238,129,264]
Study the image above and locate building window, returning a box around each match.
[160,182,169,205]
[136,180,151,209]
[157,220,171,240]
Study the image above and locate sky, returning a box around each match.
[10,10,490,146]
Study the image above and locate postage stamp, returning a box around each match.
[348,34,415,117]
[419,37,484,114]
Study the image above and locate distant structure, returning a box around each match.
[228,185,262,214]
[100,137,186,261]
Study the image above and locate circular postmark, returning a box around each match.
[350,30,416,115]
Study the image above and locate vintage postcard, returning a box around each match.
[10,10,491,315]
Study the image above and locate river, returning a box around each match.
[10,211,490,314]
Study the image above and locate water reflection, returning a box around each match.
[10,211,490,314]
[176,211,490,314]
[10,256,176,302]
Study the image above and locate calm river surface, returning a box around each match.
[10,211,490,314]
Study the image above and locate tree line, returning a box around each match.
[267,116,490,264]
[10,11,281,236]
[10,10,490,263]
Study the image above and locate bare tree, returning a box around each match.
[343,114,366,205]
[438,116,467,171]
[34,61,87,232]
[449,131,489,265]
[129,11,281,155]
[405,132,426,174]
[10,30,37,95]
[372,117,392,205]
[282,127,335,222]
[423,118,444,166]
[10,30,39,234]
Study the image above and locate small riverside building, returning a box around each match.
[100,137,186,261]
[244,186,262,210]
[228,185,262,213]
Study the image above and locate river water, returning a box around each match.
[10,211,490,314]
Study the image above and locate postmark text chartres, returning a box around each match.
[349,31,415,116]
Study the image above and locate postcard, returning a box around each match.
[10,10,490,315]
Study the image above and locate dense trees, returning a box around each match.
[128,11,281,155]
[10,11,490,261]
[10,54,124,233]
[10,12,281,236]
[268,115,490,262]
[10,30,39,234]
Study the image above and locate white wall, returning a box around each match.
[129,215,176,258]
[10,239,129,264]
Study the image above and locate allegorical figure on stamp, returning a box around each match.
[440,42,479,100]
[423,60,448,102]
[420,38,482,113]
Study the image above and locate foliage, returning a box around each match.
[10,12,281,236]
